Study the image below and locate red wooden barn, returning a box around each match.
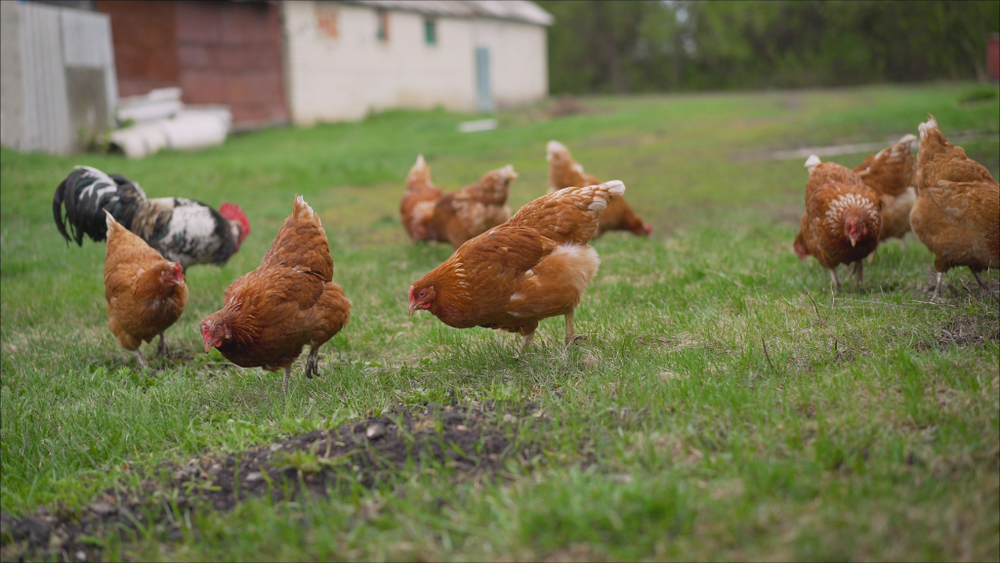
[95,0,289,130]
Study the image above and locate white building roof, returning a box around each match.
[341,0,554,26]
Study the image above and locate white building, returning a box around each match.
[282,0,553,125]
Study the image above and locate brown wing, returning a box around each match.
[807,162,867,196]
[461,227,559,276]
[923,180,1000,233]
[508,181,625,245]
[104,213,168,302]
[459,166,515,207]
[854,135,916,197]
[439,227,559,326]
[917,116,997,190]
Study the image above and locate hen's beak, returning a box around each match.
[408,302,418,316]
[204,342,213,352]
[849,236,858,247]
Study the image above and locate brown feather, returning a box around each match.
[853,135,918,243]
[911,116,1000,274]
[794,160,882,272]
[104,214,187,351]
[204,196,350,371]
[546,141,650,237]
[410,181,623,339]
[400,156,443,241]
[430,165,516,248]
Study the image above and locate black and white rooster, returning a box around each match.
[53,166,250,270]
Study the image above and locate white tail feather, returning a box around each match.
[295,195,316,218]
[918,117,937,139]
[498,164,517,180]
[805,154,822,174]
[602,180,625,197]
[546,140,567,161]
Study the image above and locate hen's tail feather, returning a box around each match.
[546,140,569,161]
[805,155,822,175]
[52,166,146,245]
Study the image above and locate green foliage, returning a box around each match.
[1,83,999,560]
[959,84,1000,104]
[543,0,1000,93]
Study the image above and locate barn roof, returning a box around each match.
[342,0,554,26]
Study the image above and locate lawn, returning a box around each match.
[1,82,998,561]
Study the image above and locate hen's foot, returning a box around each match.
[565,334,587,346]
[972,270,987,290]
[132,350,148,367]
[282,366,291,394]
[931,272,944,300]
[304,347,321,379]
[829,268,842,291]
[154,333,168,358]
[514,333,535,360]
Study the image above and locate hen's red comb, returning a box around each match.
[219,202,250,243]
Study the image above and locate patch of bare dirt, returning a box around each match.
[546,94,587,118]
[1,401,542,562]
[936,313,999,348]
[917,274,1000,302]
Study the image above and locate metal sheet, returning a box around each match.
[20,2,71,154]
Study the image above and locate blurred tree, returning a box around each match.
[542,0,1000,94]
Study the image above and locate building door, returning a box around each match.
[475,47,493,112]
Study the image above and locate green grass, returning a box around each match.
[2,82,998,561]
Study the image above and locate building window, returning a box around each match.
[315,5,339,39]
[424,18,437,45]
[376,10,389,43]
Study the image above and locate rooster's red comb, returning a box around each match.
[219,203,250,243]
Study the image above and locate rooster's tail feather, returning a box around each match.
[52,166,146,245]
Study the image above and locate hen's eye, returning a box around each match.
[419,290,427,298]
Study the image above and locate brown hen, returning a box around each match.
[911,115,1000,297]
[202,196,351,393]
[409,181,625,356]
[400,155,443,241]
[429,165,516,248]
[103,211,187,366]
[853,134,918,261]
[793,155,883,289]
[546,140,651,237]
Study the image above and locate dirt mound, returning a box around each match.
[1,401,542,562]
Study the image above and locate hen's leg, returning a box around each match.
[132,350,148,367]
[853,260,864,287]
[899,238,907,252]
[305,346,321,379]
[514,333,534,360]
[972,270,987,290]
[564,310,586,346]
[829,268,842,291]
[282,366,291,394]
[931,272,944,300]
[867,248,876,264]
[155,333,168,357]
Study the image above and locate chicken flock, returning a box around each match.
[795,116,998,296]
[53,118,998,390]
